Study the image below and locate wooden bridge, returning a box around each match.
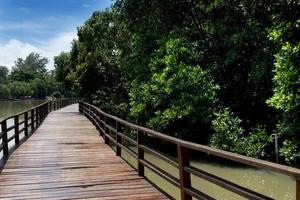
[0,99,299,200]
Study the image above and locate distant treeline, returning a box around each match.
[0,53,74,100]
[54,1,299,166]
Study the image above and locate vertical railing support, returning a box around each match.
[49,101,51,112]
[41,104,45,121]
[116,121,121,156]
[14,115,19,144]
[31,109,34,131]
[24,112,28,136]
[79,102,82,113]
[91,107,96,126]
[101,114,105,136]
[98,112,103,136]
[35,108,39,126]
[46,102,49,115]
[1,120,8,156]
[297,178,300,200]
[137,130,145,177]
[177,145,192,200]
[104,116,109,144]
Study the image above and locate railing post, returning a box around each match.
[91,107,96,126]
[98,112,103,136]
[40,106,43,123]
[31,109,34,131]
[79,102,82,113]
[137,130,144,177]
[95,109,101,132]
[35,107,39,126]
[177,145,192,200]
[1,120,8,156]
[46,103,48,113]
[43,104,46,119]
[99,113,104,136]
[88,106,91,120]
[104,116,109,144]
[24,111,28,136]
[297,178,300,200]
[47,101,51,114]
[116,121,121,156]
[14,115,19,144]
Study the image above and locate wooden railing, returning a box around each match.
[0,98,78,168]
[79,101,300,200]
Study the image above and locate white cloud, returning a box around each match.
[82,4,91,7]
[0,31,77,70]
[0,40,38,68]
[41,31,77,70]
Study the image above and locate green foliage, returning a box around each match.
[7,81,33,99]
[52,91,63,98]
[243,125,272,158]
[54,52,71,83]
[267,43,300,112]
[30,78,47,99]
[266,2,300,165]
[6,52,63,99]
[210,108,244,152]
[0,66,9,83]
[10,53,48,82]
[211,109,272,159]
[130,36,218,141]
[14,52,48,74]
[54,0,300,165]
[267,42,300,165]
[279,140,299,165]
[56,9,129,115]
[0,84,9,99]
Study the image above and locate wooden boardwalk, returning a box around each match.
[0,104,167,200]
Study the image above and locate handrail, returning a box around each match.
[79,101,300,200]
[0,98,79,170]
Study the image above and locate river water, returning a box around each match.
[121,148,296,200]
[0,101,296,199]
[0,100,44,121]
[0,100,44,159]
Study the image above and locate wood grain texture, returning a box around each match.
[0,104,168,200]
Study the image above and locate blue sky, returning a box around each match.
[0,0,113,70]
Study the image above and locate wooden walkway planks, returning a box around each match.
[0,104,168,200]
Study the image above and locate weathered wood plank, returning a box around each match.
[0,104,167,200]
